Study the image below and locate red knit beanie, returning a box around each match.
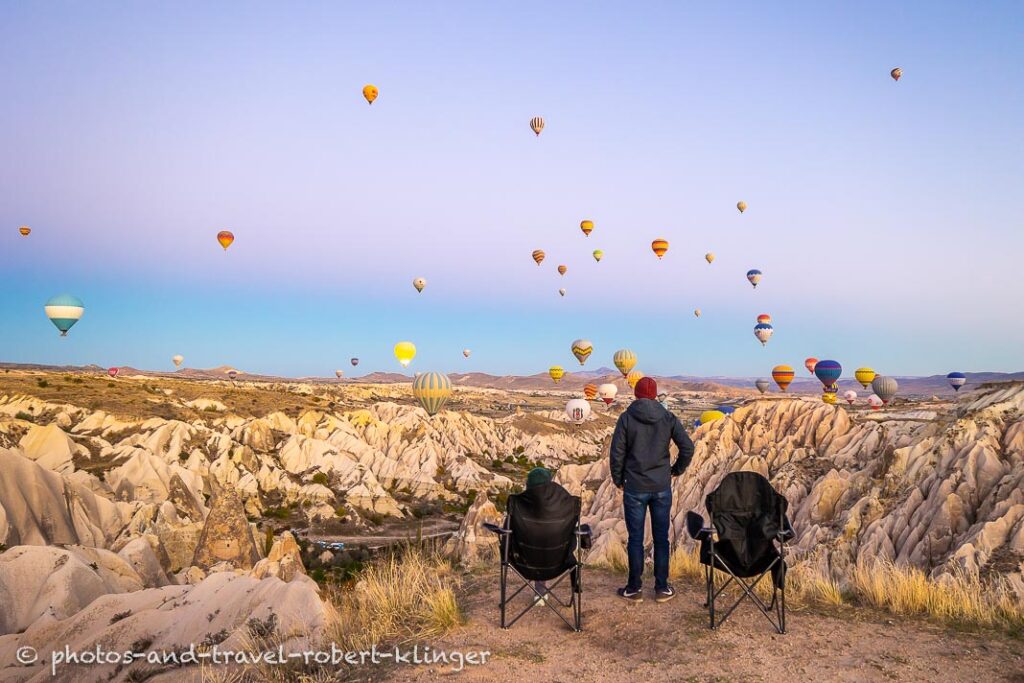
[634,376,658,400]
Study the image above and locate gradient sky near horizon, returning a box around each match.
[2,1,1023,378]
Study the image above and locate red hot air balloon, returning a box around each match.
[108,367,119,378]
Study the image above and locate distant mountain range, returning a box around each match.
[2,362,1021,397]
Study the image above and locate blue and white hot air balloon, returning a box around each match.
[746,269,763,288]
[44,294,84,336]
[947,372,967,392]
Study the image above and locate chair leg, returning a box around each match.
[779,581,786,634]
[499,563,507,629]
[708,565,716,629]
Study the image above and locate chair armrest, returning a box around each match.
[482,523,510,535]
[576,524,592,537]
[576,523,593,550]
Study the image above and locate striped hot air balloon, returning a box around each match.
[755,378,770,394]
[890,67,902,81]
[412,372,452,416]
[530,116,545,136]
[580,220,594,236]
[772,365,795,392]
[854,367,876,389]
[651,238,669,259]
[44,294,84,336]
[947,372,967,392]
[19,226,31,237]
[814,360,843,389]
[754,322,773,346]
[532,250,545,266]
[571,339,593,365]
[626,370,644,389]
[217,231,234,250]
[613,349,637,377]
[746,269,762,288]
[583,383,598,400]
[871,376,898,404]
[549,366,565,383]
[557,265,567,276]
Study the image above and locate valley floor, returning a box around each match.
[386,568,1024,683]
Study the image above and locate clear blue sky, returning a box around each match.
[2,1,1022,378]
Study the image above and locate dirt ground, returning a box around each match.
[385,568,1024,683]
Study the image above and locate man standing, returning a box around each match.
[610,377,695,603]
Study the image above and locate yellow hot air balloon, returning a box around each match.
[362,84,378,104]
[557,264,567,276]
[822,392,838,405]
[217,230,234,250]
[700,410,726,425]
[592,249,603,262]
[19,226,31,237]
[412,372,452,416]
[651,238,669,259]
[613,349,637,377]
[413,277,426,293]
[530,116,545,136]
[549,365,565,383]
[737,201,747,213]
[394,341,416,368]
[571,339,593,365]
[532,249,545,266]
[705,252,714,264]
[855,367,876,390]
[626,370,644,389]
[580,220,594,236]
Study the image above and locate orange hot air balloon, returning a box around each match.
[19,226,31,237]
[804,357,818,375]
[757,314,772,325]
[217,231,234,250]
[584,383,598,400]
[580,220,594,236]
[532,250,545,266]
[651,238,669,259]
[772,365,795,392]
[557,265,567,276]
[362,84,379,104]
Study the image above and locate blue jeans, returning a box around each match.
[623,488,672,591]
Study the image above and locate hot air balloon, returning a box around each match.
[108,367,119,378]
[549,366,565,384]
[557,265,567,276]
[463,349,471,358]
[330,369,342,379]
[717,406,736,415]
[394,341,416,368]
[558,288,566,297]
[19,226,31,237]
[598,383,618,405]
[694,309,701,318]
[216,231,234,250]
[172,355,184,368]
[532,250,545,266]
[363,84,379,104]
[413,277,426,293]
[805,358,818,375]
[700,410,725,425]
[227,369,238,381]
[868,394,883,410]
[814,360,842,389]
[580,220,593,236]
[412,372,452,416]
[651,238,669,259]
[530,116,545,136]
[843,390,858,405]
[613,349,637,377]
[854,368,876,389]
[890,68,902,81]
[565,398,591,425]
[351,358,359,366]
[871,376,898,404]
[571,339,593,365]
[746,269,762,288]
[626,370,644,389]
[947,372,967,392]
[754,322,773,346]
[44,294,84,336]
[584,383,598,401]
[822,392,837,405]
[737,201,747,213]
[757,314,772,325]
[592,249,603,262]
[772,365,795,392]
[755,378,770,394]
[705,252,715,264]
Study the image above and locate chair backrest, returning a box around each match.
[705,471,790,574]
[506,482,581,581]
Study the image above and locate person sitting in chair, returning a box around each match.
[525,466,556,603]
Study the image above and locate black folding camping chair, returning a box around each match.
[686,471,795,634]
[483,481,592,632]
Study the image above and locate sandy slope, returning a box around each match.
[386,569,1024,683]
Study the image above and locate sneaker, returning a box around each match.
[655,585,677,603]
[617,587,643,603]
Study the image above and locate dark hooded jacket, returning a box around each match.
[610,399,694,493]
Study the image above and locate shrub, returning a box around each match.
[311,472,329,486]
[36,379,49,388]
[15,411,33,421]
